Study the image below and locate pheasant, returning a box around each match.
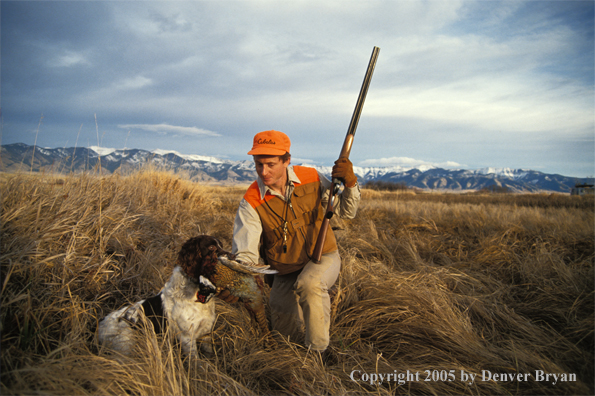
[177,235,277,336]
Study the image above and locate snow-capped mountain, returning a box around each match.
[1,143,592,192]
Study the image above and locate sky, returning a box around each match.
[1,0,594,177]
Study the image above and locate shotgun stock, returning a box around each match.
[312,46,380,263]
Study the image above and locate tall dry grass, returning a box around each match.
[1,169,593,395]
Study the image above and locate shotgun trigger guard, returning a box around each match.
[324,188,338,220]
[332,177,342,190]
[331,180,342,198]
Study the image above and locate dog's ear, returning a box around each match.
[197,237,222,275]
[178,237,204,280]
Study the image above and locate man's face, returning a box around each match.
[254,155,289,190]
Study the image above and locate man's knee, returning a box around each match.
[295,276,325,297]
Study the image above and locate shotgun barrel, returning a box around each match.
[312,46,380,263]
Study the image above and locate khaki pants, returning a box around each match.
[269,250,341,351]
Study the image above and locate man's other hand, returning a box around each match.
[332,158,357,188]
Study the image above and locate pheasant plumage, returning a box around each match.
[210,263,270,335]
[177,235,277,336]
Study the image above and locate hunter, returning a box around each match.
[227,129,360,353]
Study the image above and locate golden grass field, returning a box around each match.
[1,168,593,395]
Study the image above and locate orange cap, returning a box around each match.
[247,130,291,156]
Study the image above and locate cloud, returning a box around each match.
[150,12,193,33]
[118,76,153,90]
[366,75,592,136]
[359,156,465,169]
[118,123,221,137]
[48,50,90,68]
[292,157,317,164]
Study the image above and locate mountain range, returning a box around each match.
[2,143,592,193]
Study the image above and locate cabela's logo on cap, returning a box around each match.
[248,130,290,155]
[257,138,276,145]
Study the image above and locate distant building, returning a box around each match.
[571,183,595,196]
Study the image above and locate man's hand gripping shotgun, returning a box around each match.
[312,46,380,263]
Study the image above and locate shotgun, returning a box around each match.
[312,46,380,263]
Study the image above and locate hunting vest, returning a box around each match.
[243,166,338,275]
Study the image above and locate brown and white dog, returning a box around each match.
[98,235,276,356]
